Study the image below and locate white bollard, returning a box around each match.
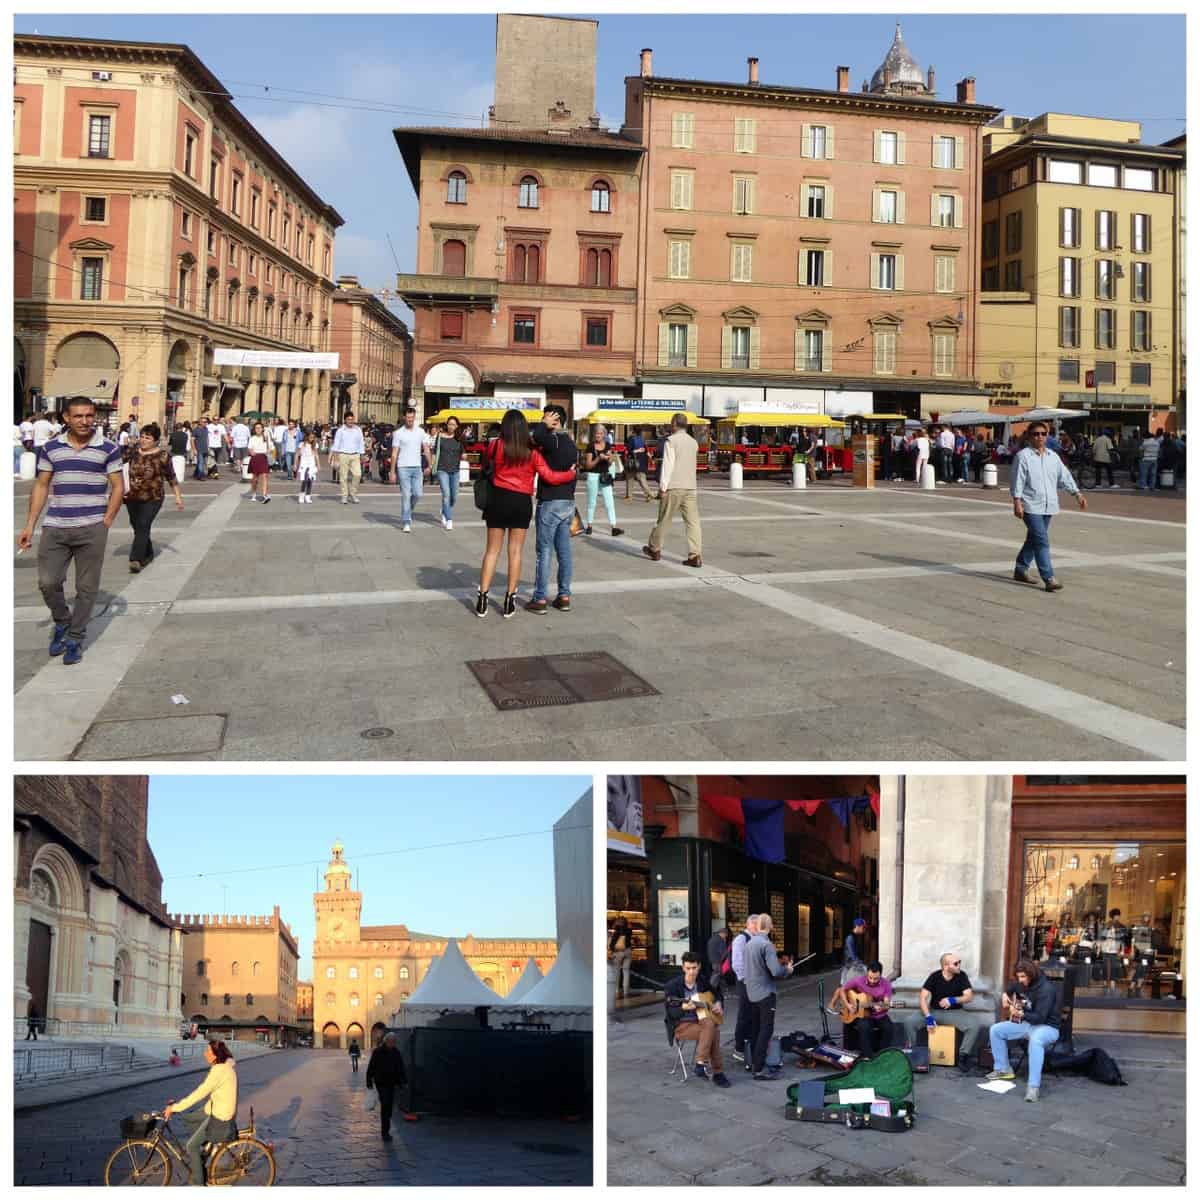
[242,459,252,481]
[981,462,998,489]
[729,460,744,490]
[20,450,37,481]
[171,455,186,487]
[792,461,807,489]
[919,462,936,490]
[1160,468,1175,489]
[459,460,470,485]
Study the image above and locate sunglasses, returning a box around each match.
[1029,430,1048,437]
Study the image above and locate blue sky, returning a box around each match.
[17,12,1186,322]
[146,776,590,977]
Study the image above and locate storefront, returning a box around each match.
[1006,776,1186,1034]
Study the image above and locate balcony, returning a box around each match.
[396,273,498,307]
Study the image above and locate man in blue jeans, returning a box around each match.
[987,958,1061,1103]
[526,404,577,614]
[1010,421,1087,592]
[390,407,432,532]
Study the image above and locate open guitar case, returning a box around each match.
[784,1048,917,1132]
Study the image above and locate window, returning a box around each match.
[399,966,410,980]
[809,125,828,160]
[348,966,359,979]
[804,249,825,287]
[1131,362,1151,385]
[877,130,898,164]
[730,326,751,369]
[223,994,232,1006]
[671,112,694,149]
[803,328,824,372]
[585,317,609,347]
[1059,207,1080,248]
[513,314,537,344]
[878,189,898,223]
[1125,166,1155,192]
[197,961,206,977]
[1087,163,1118,188]
[1005,211,1022,254]
[184,128,196,176]
[730,242,753,282]
[209,157,220,199]
[231,962,239,977]
[1059,305,1080,347]
[267,205,276,238]
[1132,261,1151,302]
[591,181,611,212]
[668,322,689,367]
[307,234,315,266]
[204,277,213,317]
[518,176,539,208]
[181,211,191,238]
[934,255,955,293]
[933,135,957,169]
[981,265,1000,290]
[80,257,103,300]
[207,229,215,255]
[231,173,242,215]
[982,221,999,260]
[670,170,694,210]
[374,966,384,979]
[440,310,464,341]
[1132,213,1150,253]
[375,993,385,1008]
[228,242,238,270]
[1132,310,1151,351]
[734,118,756,153]
[200,992,208,1006]
[1096,210,1116,250]
[733,176,755,215]
[583,246,612,287]
[510,242,541,283]
[253,962,260,978]
[250,191,259,227]
[806,184,826,219]
[1047,158,1082,184]
[1059,358,1080,383]
[933,332,956,377]
[878,253,897,290]
[283,215,290,247]
[326,966,336,979]
[1096,259,1115,300]
[87,114,111,157]
[349,993,360,1008]
[1060,256,1080,297]
[1095,308,1115,349]
[246,993,254,1006]
[323,991,335,1006]
[447,171,467,203]
[442,239,466,277]
[84,196,106,222]
[668,239,691,279]
[1094,361,1116,385]
[935,194,955,227]
[247,252,256,275]
[873,329,897,374]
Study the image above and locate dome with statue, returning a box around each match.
[869,23,933,96]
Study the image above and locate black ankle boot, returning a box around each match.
[475,590,488,618]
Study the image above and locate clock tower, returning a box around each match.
[314,840,361,945]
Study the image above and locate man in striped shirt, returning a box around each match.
[17,397,124,665]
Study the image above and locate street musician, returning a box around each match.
[986,959,1062,1104]
[831,961,894,1057]
[665,952,732,1088]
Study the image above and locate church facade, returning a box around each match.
[312,842,558,1048]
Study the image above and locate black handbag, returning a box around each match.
[473,445,495,511]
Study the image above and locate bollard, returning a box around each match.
[19,450,36,481]
[171,455,186,487]
[981,462,998,489]
[242,459,252,481]
[919,462,936,490]
[792,461,807,489]
[607,960,616,1016]
[729,460,744,490]
[1160,468,1175,489]
[458,460,470,486]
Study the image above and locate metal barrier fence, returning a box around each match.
[14,1038,206,1085]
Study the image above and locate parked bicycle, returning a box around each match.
[103,1108,276,1186]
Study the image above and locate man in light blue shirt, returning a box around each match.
[1011,421,1088,592]
[331,412,365,503]
[744,915,794,1080]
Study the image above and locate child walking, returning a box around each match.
[296,433,320,503]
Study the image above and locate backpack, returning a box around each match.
[1046,1045,1127,1086]
[720,931,748,985]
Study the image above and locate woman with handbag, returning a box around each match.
[431,415,465,530]
[475,409,577,619]
[122,422,184,572]
[581,424,625,537]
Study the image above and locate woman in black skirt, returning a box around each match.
[476,410,577,619]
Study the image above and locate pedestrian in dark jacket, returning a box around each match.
[348,1039,361,1072]
[987,958,1062,1103]
[365,1033,408,1140]
[26,998,40,1040]
[706,927,730,989]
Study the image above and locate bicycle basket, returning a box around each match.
[120,1114,157,1140]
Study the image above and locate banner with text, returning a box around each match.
[214,348,340,370]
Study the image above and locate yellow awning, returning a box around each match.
[850,412,909,422]
[581,409,707,426]
[426,407,538,426]
[718,412,846,428]
[48,366,118,401]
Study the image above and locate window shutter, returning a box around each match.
[721,325,733,369]
[685,323,698,368]
[824,184,834,218]
[872,189,881,222]
[896,190,906,224]
[825,126,835,159]
[825,250,833,286]
[873,333,884,373]
[822,328,833,372]
[873,130,882,163]
[1145,263,1152,301]
[749,327,761,370]
[682,173,693,209]
[897,132,907,164]
[930,134,938,165]
[658,322,670,367]
[870,252,880,289]
[1145,214,1152,249]
[747,119,756,153]
[796,252,804,286]
[930,193,938,227]
[748,177,756,214]
[794,327,804,371]
[954,195,964,228]
[954,136,964,169]
[684,114,694,147]
[895,256,905,291]
[802,124,812,158]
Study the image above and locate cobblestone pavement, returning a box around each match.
[14,471,1185,762]
[14,1048,592,1186]
[607,985,1185,1187]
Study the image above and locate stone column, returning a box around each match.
[662,775,700,838]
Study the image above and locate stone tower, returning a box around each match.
[490,14,599,130]
[314,840,362,946]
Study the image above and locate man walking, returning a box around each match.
[282,420,300,478]
[744,914,794,1080]
[643,412,702,567]
[1011,421,1088,592]
[230,415,250,472]
[17,396,124,666]
[1091,427,1118,488]
[365,1032,408,1141]
[730,914,759,1068]
[527,404,578,614]
[624,426,655,501]
[1138,428,1162,491]
[331,411,364,504]
[191,417,209,481]
[390,407,432,532]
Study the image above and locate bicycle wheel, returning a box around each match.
[209,1138,277,1187]
[103,1140,171,1186]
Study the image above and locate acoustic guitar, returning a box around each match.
[693,990,725,1026]
[840,989,874,1024]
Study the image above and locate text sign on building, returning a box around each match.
[598,398,679,411]
[214,348,340,370]
[744,394,823,415]
[1085,370,1096,388]
[455,396,540,410]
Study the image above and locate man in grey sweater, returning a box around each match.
[745,914,794,1079]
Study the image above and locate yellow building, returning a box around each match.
[978,113,1185,432]
[329,275,413,424]
[312,842,557,1048]
[174,906,300,1044]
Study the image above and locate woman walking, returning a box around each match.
[476,409,577,619]
[1011,421,1088,592]
[123,422,184,573]
[431,415,465,530]
[295,432,320,503]
[913,426,931,485]
[581,424,625,537]
[247,421,272,503]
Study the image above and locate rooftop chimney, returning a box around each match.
[640,48,653,77]
[956,76,976,104]
[836,65,850,93]
[927,66,935,94]
[748,57,759,85]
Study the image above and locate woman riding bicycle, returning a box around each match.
[164,1039,238,1185]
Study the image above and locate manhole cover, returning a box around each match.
[466,651,658,711]
[74,714,227,760]
[360,727,395,740]
[514,1142,584,1157]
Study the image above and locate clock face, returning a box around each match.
[330,919,345,941]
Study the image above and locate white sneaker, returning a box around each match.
[440,515,448,529]
[403,523,412,533]
[350,496,359,504]
[446,519,453,530]
[341,498,348,504]
[1109,483,1120,489]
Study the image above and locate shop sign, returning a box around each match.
[455,395,540,410]
[215,347,340,370]
[608,776,645,857]
[600,398,680,411]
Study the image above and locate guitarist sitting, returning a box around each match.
[831,960,894,1057]
[986,958,1061,1104]
[665,952,732,1088]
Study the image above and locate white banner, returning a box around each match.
[752,389,824,414]
[214,348,339,370]
[607,776,645,857]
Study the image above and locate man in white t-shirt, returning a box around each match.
[33,413,55,448]
[937,425,956,484]
[231,418,250,467]
[207,420,224,472]
[271,419,287,470]
[20,417,36,451]
[390,407,432,532]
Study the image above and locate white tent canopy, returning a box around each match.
[1017,407,1089,421]
[493,939,592,1031]
[506,957,545,1003]
[404,938,504,1009]
[943,410,1008,425]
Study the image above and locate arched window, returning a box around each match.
[375,993,385,1008]
[200,992,208,1006]
[584,247,612,287]
[518,176,539,208]
[526,244,540,282]
[447,171,467,203]
[1069,856,1080,870]
[399,966,410,980]
[324,991,336,1006]
[326,966,336,979]
[374,966,384,979]
[197,961,206,977]
[246,993,253,1006]
[349,966,359,980]
[591,181,611,213]
[349,993,360,1008]
[513,244,526,281]
[442,239,466,277]
[231,962,239,976]
[223,993,232,1006]
[399,992,409,1001]
[252,962,260,978]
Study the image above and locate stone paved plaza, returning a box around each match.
[14,1046,591,1186]
[14,473,1185,761]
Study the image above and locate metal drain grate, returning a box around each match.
[360,727,395,740]
[466,651,659,711]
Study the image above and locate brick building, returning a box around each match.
[329,275,412,423]
[13,775,184,1038]
[13,33,343,428]
[296,980,314,1042]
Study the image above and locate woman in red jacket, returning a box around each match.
[477,409,577,618]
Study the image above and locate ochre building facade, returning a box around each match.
[329,275,412,424]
